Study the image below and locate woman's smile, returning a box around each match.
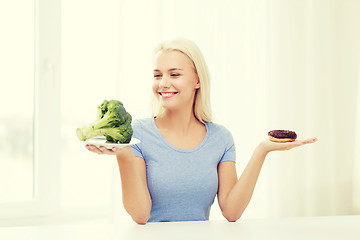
[159,91,179,98]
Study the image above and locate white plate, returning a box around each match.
[84,136,140,149]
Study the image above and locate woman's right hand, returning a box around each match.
[85,144,131,156]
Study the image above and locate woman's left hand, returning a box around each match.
[259,137,318,153]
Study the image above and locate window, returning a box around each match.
[0,0,35,203]
[0,0,153,221]
[0,0,61,219]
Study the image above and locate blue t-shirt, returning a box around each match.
[130,118,236,222]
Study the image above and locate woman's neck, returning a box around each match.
[156,107,200,136]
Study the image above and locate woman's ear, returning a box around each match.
[195,77,200,89]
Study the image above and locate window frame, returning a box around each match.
[0,0,61,219]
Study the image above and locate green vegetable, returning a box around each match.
[76,100,133,143]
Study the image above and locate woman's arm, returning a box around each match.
[86,145,152,224]
[217,137,317,222]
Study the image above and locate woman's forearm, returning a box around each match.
[221,137,317,221]
[116,147,152,224]
[222,145,268,221]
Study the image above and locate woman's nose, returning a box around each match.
[159,75,170,88]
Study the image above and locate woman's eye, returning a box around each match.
[154,74,162,78]
[171,73,180,77]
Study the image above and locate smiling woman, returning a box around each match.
[85,37,318,224]
[152,50,200,115]
[152,38,211,124]
[113,0,360,221]
[2,0,360,226]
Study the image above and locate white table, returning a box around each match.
[0,215,359,240]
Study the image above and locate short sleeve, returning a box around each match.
[219,127,236,163]
[130,119,144,159]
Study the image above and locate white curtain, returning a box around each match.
[113,0,360,220]
[242,0,360,218]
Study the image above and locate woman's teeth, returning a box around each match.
[161,92,176,97]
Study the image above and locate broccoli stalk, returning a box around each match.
[76,125,110,141]
[76,100,133,143]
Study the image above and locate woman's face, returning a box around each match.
[152,50,200,112]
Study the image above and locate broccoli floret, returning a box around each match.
[96,99,109,120]
[104,113,133,143]
[76,100,133,143]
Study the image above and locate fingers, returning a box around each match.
[85,145,116,155]
[85,145,100,153]
[264,137,317,152]
[300,137,318,145]
[287,137,317,150]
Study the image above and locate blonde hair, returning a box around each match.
[152,38,212,123]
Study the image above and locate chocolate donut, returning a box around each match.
[268,130,297,142]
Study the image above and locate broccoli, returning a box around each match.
[76,100,133,143]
